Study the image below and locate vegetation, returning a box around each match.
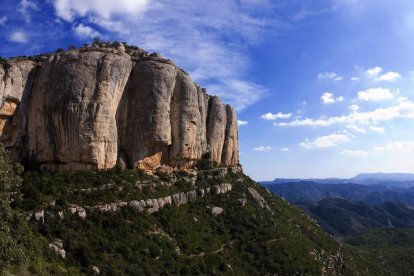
[0,145,24,267]
[1,143,413,274]
[297,198,414,236]
[346,228,414,275]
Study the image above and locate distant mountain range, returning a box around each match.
[298,199,414,236]
[263,181,414,206]
[261,173,414,188]
[261,174,414,236]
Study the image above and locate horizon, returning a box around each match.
[2,0,414,180]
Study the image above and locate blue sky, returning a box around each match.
[2,0,414,180]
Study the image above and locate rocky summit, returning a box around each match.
[0,42,238,172]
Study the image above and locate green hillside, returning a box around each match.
[0,147,400,275]
[346,228,414,275]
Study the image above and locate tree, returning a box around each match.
[0,144,24,267]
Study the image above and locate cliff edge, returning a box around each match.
[0,42,239,171]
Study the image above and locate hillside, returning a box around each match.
[346,228,414,274]
[298,198,414,236]
[1,158,390,274]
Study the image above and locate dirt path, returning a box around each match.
[186,240,236,258]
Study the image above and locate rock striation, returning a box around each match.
[0,43,239,171]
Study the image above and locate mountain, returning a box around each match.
[265,181,414,206]
[0,42,238,172]
[5,162,387,275]
[298,198,414,236]
[1,44,410,275]
[262,172,414,188]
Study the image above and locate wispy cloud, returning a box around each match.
[318,71,343,81]
[19,0,40,23]
[300,133,350,149]
[53,0,149,21]
[339,150,368,157]
[9,31,29,43]
[50,0,279,110]
[0,16,7,26]
[277,98,414,127]
[369,125,385,133]
[254,145,273,152]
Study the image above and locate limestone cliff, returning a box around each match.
[0,43,239,171]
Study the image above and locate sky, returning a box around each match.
[2,0,414,180]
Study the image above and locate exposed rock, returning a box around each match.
[247,187,270,211]
[68,206,87,219]
[238,198,247,207]
[212,183,232,195]
[0,45,239,172]
[91,266,100,274]
[49,239,66,258]
[29,210,45,224]
[83,183,232,215]
[211,206,224,216]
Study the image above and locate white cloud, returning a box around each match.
[277,98,414,127]
[318,72,342,80]
[299,134,350,149]
[365,66,401,82]
[369,125,385,133]
[374,141,414,154]
[346,124,366,133]
[351,77,359,81]
[261,112,292,120]
[357,87,394,101]
[237,120,248,126]
[0,16,7,26]
[9,31,28,43]
[377,71,401,82]
[53,0,149,21]
[73,23,101,38]
[365,66,383,78]
[321,92,344,104]
[348,104,359,112]
[397,96,408,103]
[280,147,289,152]
[208,80,267,111]
[321,92,335,104]
[254,145,272,152]
[339,150,368,157]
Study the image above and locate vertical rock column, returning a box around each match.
[26,51,132,171]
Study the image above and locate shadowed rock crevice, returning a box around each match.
[0,44,239,172]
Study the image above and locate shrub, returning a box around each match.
[0,144,25,267]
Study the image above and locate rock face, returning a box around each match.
[0,44,239,171]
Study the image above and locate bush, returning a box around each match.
[196,152,217,170]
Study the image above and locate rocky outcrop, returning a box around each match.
[211,206,224,216]
[49,239,66,259]
[80,183,233,216]
[247,187,271,211]
[0,44,239,171]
